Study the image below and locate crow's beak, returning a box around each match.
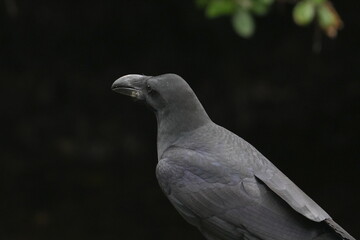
[111,74,148,99]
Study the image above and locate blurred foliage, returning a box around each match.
[196,0,343,38]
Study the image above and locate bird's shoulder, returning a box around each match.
[156,145,263,215]
[155,123,265,196]
[167,123,265,167]
[156,145,252,190]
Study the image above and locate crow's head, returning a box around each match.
[112,73,199,113]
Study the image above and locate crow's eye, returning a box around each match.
[146,84,153,93]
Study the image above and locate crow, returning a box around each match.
[112,73,356,240]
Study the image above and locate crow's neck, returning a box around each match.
[155,102,211,159]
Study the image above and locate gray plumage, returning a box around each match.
[112,73,356,240]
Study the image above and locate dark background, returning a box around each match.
[1,0,359,239]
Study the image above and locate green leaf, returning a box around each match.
[293,1,315,26]
[317,3,336,28]
[311,0,326,5]
[205,0,237,18]
[251,1,270,16]
[258,0,274,6]
[237,0,252,10]
[232,9,255,38]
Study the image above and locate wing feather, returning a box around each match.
[253,159,330,222]
[157,147,326,240]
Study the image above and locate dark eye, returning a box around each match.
[146,84,153,93]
